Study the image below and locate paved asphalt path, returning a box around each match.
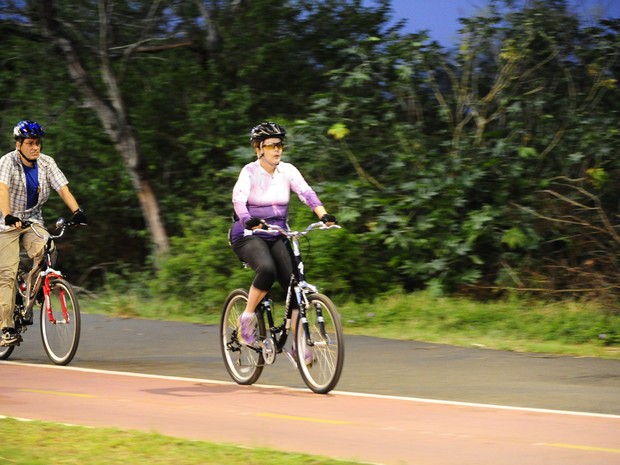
[2,362,619,465]
[4,313,620,415]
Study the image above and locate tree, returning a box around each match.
[291,0,620,298]
[43,0,171,256]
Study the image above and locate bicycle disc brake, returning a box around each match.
[259,337,276,365]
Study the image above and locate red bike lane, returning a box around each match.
[1,362,619,465]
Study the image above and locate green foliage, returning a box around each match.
[287,201,392,302]
[1,0,619,305]
[150,210,246,311]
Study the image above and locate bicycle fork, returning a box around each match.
[42,272,70,325]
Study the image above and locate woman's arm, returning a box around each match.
[314,205,328,218]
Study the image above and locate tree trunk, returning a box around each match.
[39,0,170,260]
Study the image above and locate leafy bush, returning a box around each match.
[150,210,248,312]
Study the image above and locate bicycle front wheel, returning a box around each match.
[0,342,15,359]
[220,289,265,385]
[40,278,81,365]
[295,293,344,394]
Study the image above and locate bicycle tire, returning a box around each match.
[295,293,344,394]
[0,342,15,359]
[220,289,266,385]
[40,278,81,365]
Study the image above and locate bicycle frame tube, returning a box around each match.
[290,236,308,283]
[261,298,275,330]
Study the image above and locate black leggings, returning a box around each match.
[231,236,295,292]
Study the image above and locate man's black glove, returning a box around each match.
[321,214,337,224]
[4,214,21,226]
[72,209,88,225]
[244,217,267,230]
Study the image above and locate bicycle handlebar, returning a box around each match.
[258,221,341,238]
[21,217,84,240]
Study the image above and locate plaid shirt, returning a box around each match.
[0,150,68,231]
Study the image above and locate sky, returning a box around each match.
[367,0,620,46]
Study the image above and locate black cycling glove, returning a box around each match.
[72,209,88,225]
[4,214,21,226]
[244,217,266,230]
[321,214,337,224]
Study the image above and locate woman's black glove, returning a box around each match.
[72,209,88,225]
[244,217,267,230]
[4,214,21,226]
[321,214,337,224]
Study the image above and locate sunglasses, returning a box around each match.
[263,142,284,151]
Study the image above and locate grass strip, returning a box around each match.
[0,417,366,465]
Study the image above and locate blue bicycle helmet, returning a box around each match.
[249,122,286,144]
[13,120,45,140]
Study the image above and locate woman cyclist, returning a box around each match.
[229,122,336,351]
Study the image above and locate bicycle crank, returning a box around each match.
[259,337,276,365]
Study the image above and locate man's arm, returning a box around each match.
[57,185,80,214]
[0,182,11,218]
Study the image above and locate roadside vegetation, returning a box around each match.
[0,418,366,465]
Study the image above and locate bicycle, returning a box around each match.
[221,221,344,394]
[0,218,82,365]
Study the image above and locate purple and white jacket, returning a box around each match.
[230,159,323,243]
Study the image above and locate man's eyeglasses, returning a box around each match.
[263,142,284,151]
[21,139,42,147]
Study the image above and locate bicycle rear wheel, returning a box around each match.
[40,278,81,365]
[295,293,344,394]
[1,277,27,359]
[220,289,265,385]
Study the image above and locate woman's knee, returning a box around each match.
[253,262,278,290]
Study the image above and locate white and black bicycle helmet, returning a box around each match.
[250,122,286,145]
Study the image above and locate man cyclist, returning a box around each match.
[229,122,336,356]
[0,120,87,346]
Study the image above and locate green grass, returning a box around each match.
[341,291,620,359]
[0,418,366,465]
[83,289,620,360]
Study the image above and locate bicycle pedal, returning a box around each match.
[259,338,276,365]
[0,337,21,347]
